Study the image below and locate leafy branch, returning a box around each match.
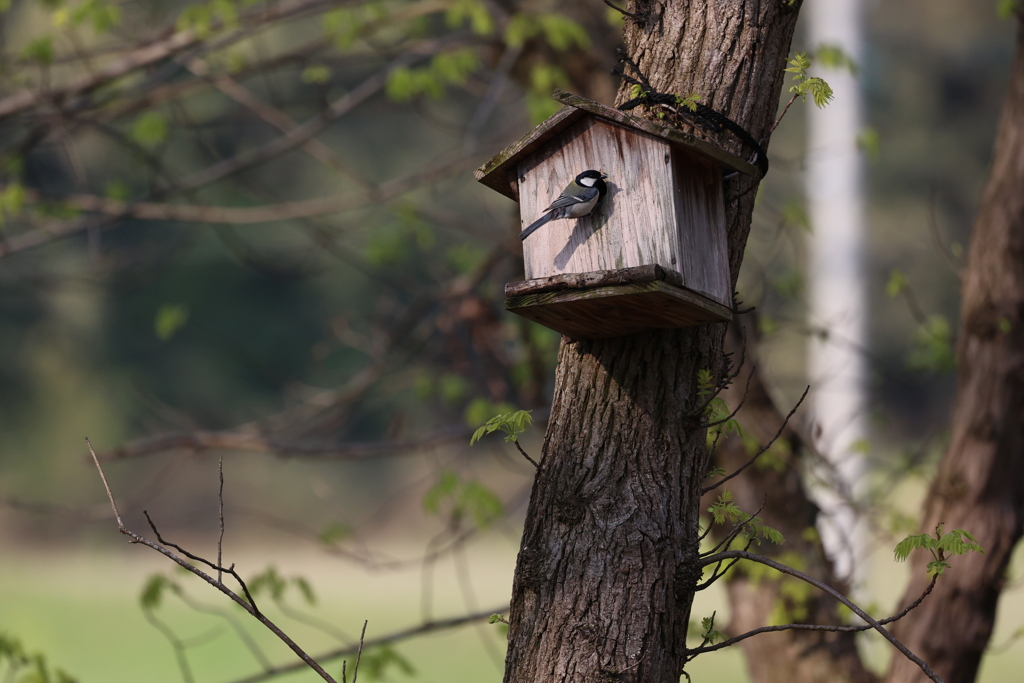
[470,409,538,468]
[894,524,984,576]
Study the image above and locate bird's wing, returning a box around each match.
[544,187,599,212]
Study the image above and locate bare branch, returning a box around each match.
[689,574,938,652]
[85,437,123,527]
[222,607,508,683]
[0,0,345,120]
[702,385,809,494]
[695,550,944,683]
[87,438,339,683]
[512,439,539,468]
[96,423,475,461]
[218,455,225,584]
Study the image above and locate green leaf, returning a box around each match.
[894,527,983,576]
[104,180,130,201]
[318,521,352,546]
[908,315,955,373]
[357,645,415,680]
[177,5,213,38]
[154,304,189,341]
[0,183,26,223]
[139,574,179,609]
[780,198,810,232]
[699,615,725,644]
[886,268,908,298]
[436,373,468,405]
[537,14,590,51]
[805,77,835,108]
[385,49,480,102]
[446,0,494,35]
[814,44,858,74]
[525,63,569,123]
[132,112,168,147]
[998,0,1020,20]
[708,491,743,525]
[446,243,485,274]
[423,470,460,515]
[20,37,55,65]
[469,409,533,445]
[71,0,121,32]
[784,52,811,77]
[292,577,316,606]
[462,481,503,528]
[675,92,701,112]
[857,127,880,162]
[249,566,286,599]
[301,64,332,84]
[696,368,715,396]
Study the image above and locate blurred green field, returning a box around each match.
[0,541,751,683]
[4,537,1024,682]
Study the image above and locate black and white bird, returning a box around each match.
[519,169,608,241]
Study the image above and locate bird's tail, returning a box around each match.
[520,211,553,241]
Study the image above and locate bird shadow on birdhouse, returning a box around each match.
[475,89,760,340]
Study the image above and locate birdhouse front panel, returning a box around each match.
[516,116,731,307]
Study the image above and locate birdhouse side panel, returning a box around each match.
[670,150,732,306]
[518,119,679,280]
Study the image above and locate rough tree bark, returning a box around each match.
[885,14,1024,683]
[502,2,803,681]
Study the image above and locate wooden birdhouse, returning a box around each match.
[475,90,759,340]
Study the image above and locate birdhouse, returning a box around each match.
[476,90,759,340]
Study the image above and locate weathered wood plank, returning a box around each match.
[474,105,584,201]
[551,89,759,177]
[475,90,758,201]
[516,118,731,305]
[505,279,732,340]
[504,264,683,296]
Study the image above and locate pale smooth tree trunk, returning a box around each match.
[806,0,868,583]
[885,14,1024,683]
[502,2,803,681]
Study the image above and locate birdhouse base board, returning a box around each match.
[505,268,732,339]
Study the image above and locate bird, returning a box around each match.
[520,169,608,241]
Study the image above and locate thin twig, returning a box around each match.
[512,439,539,468]
[351,621,367,683]
[601,0,644,20]
[769,93,800,138]
[86,439,338,683]
[85,437,123,528]
[690,574,939,652]
[701,497,768,558]
[222,607,508,683]
[702,365,755,428]
[694,551,944,683]
[218,455,225,584]
[702,386,809,494]
[142,510,260,615]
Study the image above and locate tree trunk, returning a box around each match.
[885,14,1024,683]
[503,2,802,681]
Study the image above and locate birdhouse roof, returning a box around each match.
[475,89,759,201]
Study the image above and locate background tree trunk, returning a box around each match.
[712,318,877,683]
[503,2,802,681]
[885,14,1024,683]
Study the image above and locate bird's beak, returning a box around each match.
[600,172,608,179]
